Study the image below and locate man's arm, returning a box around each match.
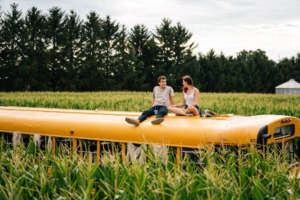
[169,96,176,106]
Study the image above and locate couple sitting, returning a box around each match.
[125,75,200,126]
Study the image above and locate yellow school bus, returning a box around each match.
[0,106,299,166]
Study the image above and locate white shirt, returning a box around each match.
[153,86,175,106]
[184,87,196,106]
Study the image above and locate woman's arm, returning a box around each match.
[193,89,200,106]
[172,92,185,107]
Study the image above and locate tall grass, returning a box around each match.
[0,140,300,199]
[0,92,300,199]
[0,92,299,117]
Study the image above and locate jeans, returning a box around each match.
[138,105,168,122]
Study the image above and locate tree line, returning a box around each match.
[0,3,299,92]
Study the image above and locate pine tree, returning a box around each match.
[61,10,83,90]
[154,18,197,89]
[23,6,49,90]
[100,15,120,86]
[113,25,133,90]
[46,7,66,90]
[128,24,158,90]
[78,11,103,91]
[154,18,174,80]
[0,3,24,91]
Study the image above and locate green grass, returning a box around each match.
[0,92,299,117]
[0,140,300,199]
[0,92,300,199]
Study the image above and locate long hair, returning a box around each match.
[182,75,193,93]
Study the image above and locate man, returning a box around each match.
[125,76,175,126]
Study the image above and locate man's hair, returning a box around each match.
[158,76,166,82]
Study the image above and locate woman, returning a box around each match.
[168,75,200,116]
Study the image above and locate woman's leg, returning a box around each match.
[185,105,199,116]
[168,106,188,116]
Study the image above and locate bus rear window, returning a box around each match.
[273,124,295,139]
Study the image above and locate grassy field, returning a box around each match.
[0,92,300,199]
[0,92,299,117]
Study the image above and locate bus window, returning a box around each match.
[285,139,300,163]
[293,138,300,161]
[268,139,298,163]
[77,139,98,162]
[127,143,147,164]
[288,140,294,162]
[181,148,205,168]
[57,138,73,151]
[0,132,14,148]
[273,124,295,140]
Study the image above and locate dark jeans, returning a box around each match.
[138,105,168,122]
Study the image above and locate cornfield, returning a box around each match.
[0,92,299,199]
[0,92,299,117]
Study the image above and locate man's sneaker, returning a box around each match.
[151,118,164,125]
[125,117,140,126]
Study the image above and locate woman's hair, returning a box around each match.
[182,75,193,93]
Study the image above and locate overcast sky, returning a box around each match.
[1,0,300,61]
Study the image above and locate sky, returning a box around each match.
[1,0,300,61]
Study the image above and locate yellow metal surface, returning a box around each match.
[0,106,299,148]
